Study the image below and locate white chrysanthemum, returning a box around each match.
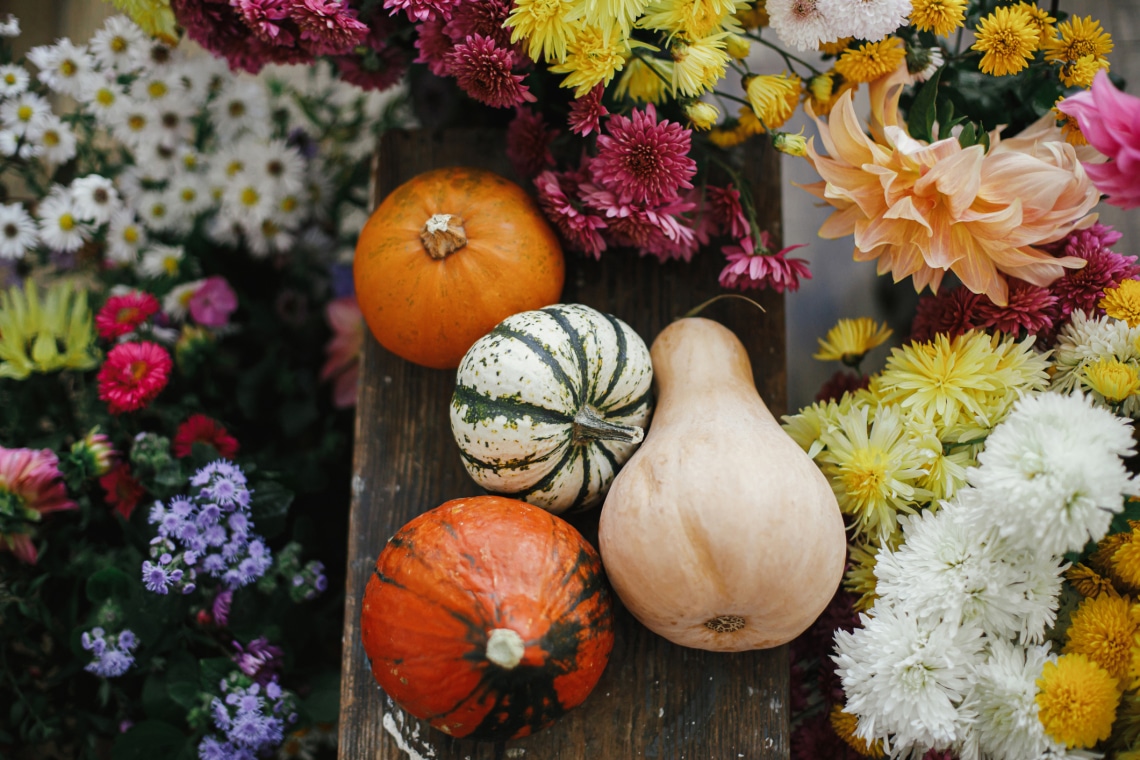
[0,14,19,37]
[833,604,982,754]
[27,114,77,165]
[89,15,147,74]
[765,0,840,51]
[136,244,184,279]
[0,91,51,136]
[26,40,98,98]
[249,140,306,197]
[819,0,911,42]
[36,190,88,253]
[69,174,121,226]
[0,64,29,97]
[0,129,39,159]
[209,77,271,143]
[967,391,1138,556]
[105,209,146,265]
[0,203,38,260]
[965,639,1067,760]
[1051,310,1140,417]
[163,279,203,321]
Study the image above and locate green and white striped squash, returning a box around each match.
[450,303,653,514]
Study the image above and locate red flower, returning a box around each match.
[100,463,146,521]
[95,291,161,340]
[290,0,368,56]
[535,170,608,259]
[975,278,1057,337]
[444,0,514,49]
[173,414,240,459]
[97,341,173,415]
[506,106,557,180]
[706,184,750,240]
[909,287,982,343]
[815,370,870,403]
[592,103,696,206]
[447,35,534,109]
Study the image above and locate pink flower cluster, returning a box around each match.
[909,223,1138,343]
[0,447,76,564]
[1058,71,1140,210]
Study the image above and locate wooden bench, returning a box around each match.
[339,128,790,759]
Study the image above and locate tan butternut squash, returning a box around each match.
[597,317,846,651]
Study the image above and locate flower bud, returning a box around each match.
[725,33,751,60]
[773,130,808,157]
[71,427,117,477]
[683,100,720,131]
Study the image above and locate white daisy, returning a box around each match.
[221,176,276,227]
[0,203,38,260]
[0,91,51,137]
[163,279,204,321]
[141,40,178,72]
[0,128,40,159]
[175,56,228,110]
[0,64,29,97]
[36,189,88,253]
[27,114,77,165]
[244,215,294,258]
[967,391,1138,556]
[84,78,125,122]
[208,76,271,143]
[0,14,19,37]
[128,70,186,108]
[69,174,121,226]
[211,140,254,187]
[765,0,840,52]
[26,40,98,99]
[165,173,213,220]
[104,98,163,149]
[205,213,245,247]
[337,203,370,241]
[819,0,911,43]
[304,160,335,221]
[105,209,147,265]
[175,147,204,174]
[130,138,182,179]
[249,139,306,196]
[89,15,148,74]
[135,190,177,233]
[833,604,982,754]
[912,46,945,82]
[136,244,184,279]
[148,99,197,150]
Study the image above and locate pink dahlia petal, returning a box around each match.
[447,35,534,109]
[290,0,369,56]
[975,278,1057,336]
[0,447,76,565]
[506,106,557,180]
[718,235,811,293]
[592,103,696,206]
[568,85,608,137]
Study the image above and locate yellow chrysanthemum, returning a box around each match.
[549,23,630,97]
[638,0,748,39]
[567,0,651,36]
[1081,358,1140,403]
[1092,530,1132,577]
[1060,54,1109,88]
[830,705,885,758]
[725,32,751,59]
[1037,653,1120,748]
[1053,100,1087,145]
[708,123,750,148]
[844,541,880,611]
[1100,280,1140,327]
[1110,529,1140,590]
[813,318,893,366]
[781,395,854,458]
[670,32,730,96]
[0,280,100,380]
[909,0,966,37]
[743,72,800,131]
[507,0,579,63]
[1062,594,1140,684]
[1066,563,1119,599]
[972,5,1039,76]
[682,100,719,130]
[805,70,856,117]
[109,0,177,43]
[1015,2,1056,44]
[614,56,673,103]
[820,37,853,56]
[734,0,768,29]
[835,38,907,84]
[1043,15,1113,65]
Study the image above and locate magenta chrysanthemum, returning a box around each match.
[1046,224,1140,319]
[414,15,453,76]
[172,0,306,72]
[718,234,810,293]
[1057,71,1140,210]
[909,286,983,342]
[975,278,1057,336]
[383,0,457,22]
[535,170,608,259]
[506,106,557,180]
[444,0,514,49]
[706,183,750,239]
[568,85,608,137]
[235,0,294,45]
[447,35,534,108]
[0,447,76,564]
[580,186,699,261]
[592,103,696,206]
[291,0,368,56]
[334,44,408,92]
[97,341,173,415]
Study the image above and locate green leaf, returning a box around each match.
[957,122,978,148]
[906,66,943,143]
[86,567,134,603]
[112,721,186,760]
[199,657,233,692]
[250,480,294,539]
[301,670,341,723]
[167,681,200,711]
[142,673,185,724]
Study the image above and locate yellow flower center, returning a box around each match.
[150,203,166,219]
[16,105,32,122]
[58,213,75,232]
[228,101,246,118]
[111,36,128,53]
[42,130,60,147]
[60,60,77,77]
[128,114,146,131]
[163,257,179,275]
[96,88,115,106]
[180,188,197,203]
[123,226,140,244]
[3,73,15,85]
[147,80,168,99]
[226,160,244,177]
[240,187,260,207]
[280,196,298,213]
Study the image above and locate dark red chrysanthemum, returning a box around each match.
[815,370,870,403]
[706,183,750,240]
[334,45,409,92]
[414,15,453,76]
[506,106,557,180]
[909,286,982,343]
[444,0,514,49]
[568,84,608,136]
[975,278,1057,337]
[172,414,240,460]
[95,291,161,340]
[383,0,458,22]
[96,341,173,414]
[534,170,607,258]
[100,463,146,520]
[235,0,294,46]
[291,0,369,56]
[172,0,308,72]
[592,103,696,206]
[446,35,534,108]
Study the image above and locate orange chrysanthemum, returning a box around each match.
[801,64,1099,305]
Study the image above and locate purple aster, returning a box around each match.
[170,496,194,518]
[290,0,369,56]
[142,560,172,594]
[592,103,696,206]
[568,84,608,137]
[447,35,534,109]
[227,512,249,535]
[717,233,811,293]
[197,737,231,760]
[975,278,1057,337]
[81,629,107,656]
[204,525,228,546]
[82,627,138,678]
[233,637,285,684]
[203,554,226,573]
[213,589,234,626]
[506,107,557,180]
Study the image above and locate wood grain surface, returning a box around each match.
[339,129,789,760]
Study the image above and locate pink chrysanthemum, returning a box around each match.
[581,186,699,261]
[95,291,161,340]
[975,278,1057,336]
[172,0,306,73]
[444,0,514,49]
[97,341,173,415]
[320,295,365,409]
[383,0,457,22]
[706,183,750,239]
[815,370,870,403]
[535,170,608,259]
[506,107,557,180]
[291,0,369,56]
[235,0,294,45]
[413,15,453,76]
[1046,224,1140,319]
[0,447,76,564]
[909,286,982,342]
[592,104,696,206]
[718,233,811,293]
[1057,71,1140,210]
[447,35,534,109]
[568,85,608,137]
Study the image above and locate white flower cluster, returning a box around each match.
[1051,310,1140,418]
[833,391,1137,759]
[765,0,913,52]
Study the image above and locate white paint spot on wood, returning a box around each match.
[505,749,526,758]
[764,737,774,749]
[352,474,365,498]
[768,697,782,712]
[746,686,755,697]
[658,708,664,718]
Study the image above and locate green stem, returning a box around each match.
[683,293,767,319]
[744,32,823,77]
[572,405,644,445]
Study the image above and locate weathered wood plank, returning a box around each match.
[340,128,789,760]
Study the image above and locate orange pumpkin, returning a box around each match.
[353,166,565,369]
[360,495,614,741]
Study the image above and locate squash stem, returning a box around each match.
[420,213,467,259]
[682,293,766,319]
[572,405,644,445]
[485,628,525,670]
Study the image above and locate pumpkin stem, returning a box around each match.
[485,628,526,670]
[420,213,468,259]
[572,405,644,445]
